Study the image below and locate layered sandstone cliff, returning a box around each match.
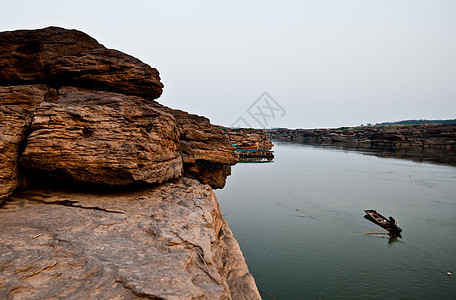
[0,27,259,299]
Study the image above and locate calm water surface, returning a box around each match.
[216,142,456,299]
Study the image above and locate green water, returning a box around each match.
[216,142,456,299]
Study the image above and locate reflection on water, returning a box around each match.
[387,234,401,246]
[364,232,402,246]
[289,142,456,167]
[217,142,456,299]
[239,157,274,163]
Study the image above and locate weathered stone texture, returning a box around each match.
[20,87,183,185]
[0,27,257,299]
[167,109,238,189]
[0,179,260,300]
[0,85,48,202]
[0,27,163,99]
[0,27,238,192]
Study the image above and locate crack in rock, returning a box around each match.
[13,196,124,214]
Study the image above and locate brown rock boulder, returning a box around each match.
[20,87,183,185]
[0,85,48,203]
[0,27,163,99]
[167,109,238,189]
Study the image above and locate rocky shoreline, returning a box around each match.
[266,125,456,150]
[225,128,273,150]
[0,27,260,299]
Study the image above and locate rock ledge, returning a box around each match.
[0,179,260,299]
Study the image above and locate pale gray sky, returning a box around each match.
[2,0,455,128]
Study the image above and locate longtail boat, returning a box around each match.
[364,209,402,237]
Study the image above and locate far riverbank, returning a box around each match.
[266,124,456,150]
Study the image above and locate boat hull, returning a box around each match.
[364,209,402,236]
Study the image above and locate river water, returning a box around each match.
[215,142,456,299]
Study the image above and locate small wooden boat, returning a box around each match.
[364,209,402,237]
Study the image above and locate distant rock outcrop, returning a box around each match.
[267,125,456,150]
[225,128,273,150]
[0,27,259,299]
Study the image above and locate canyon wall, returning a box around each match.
[0,27,260,299]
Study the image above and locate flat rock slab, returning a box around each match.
[0,179,260,299]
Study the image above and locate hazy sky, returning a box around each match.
[2,0,455,128]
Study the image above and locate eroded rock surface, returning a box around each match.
[0,27,238,195]
[0,26,163,99]
[168,109,238,189]
[0,179,260,299]
[20,87,183,185]
[0,27,255,299]
[0,85,48,202]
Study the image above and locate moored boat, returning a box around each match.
[234,145,274,159]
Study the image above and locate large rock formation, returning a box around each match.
[0,27,258,299]
[0,26,239,201]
